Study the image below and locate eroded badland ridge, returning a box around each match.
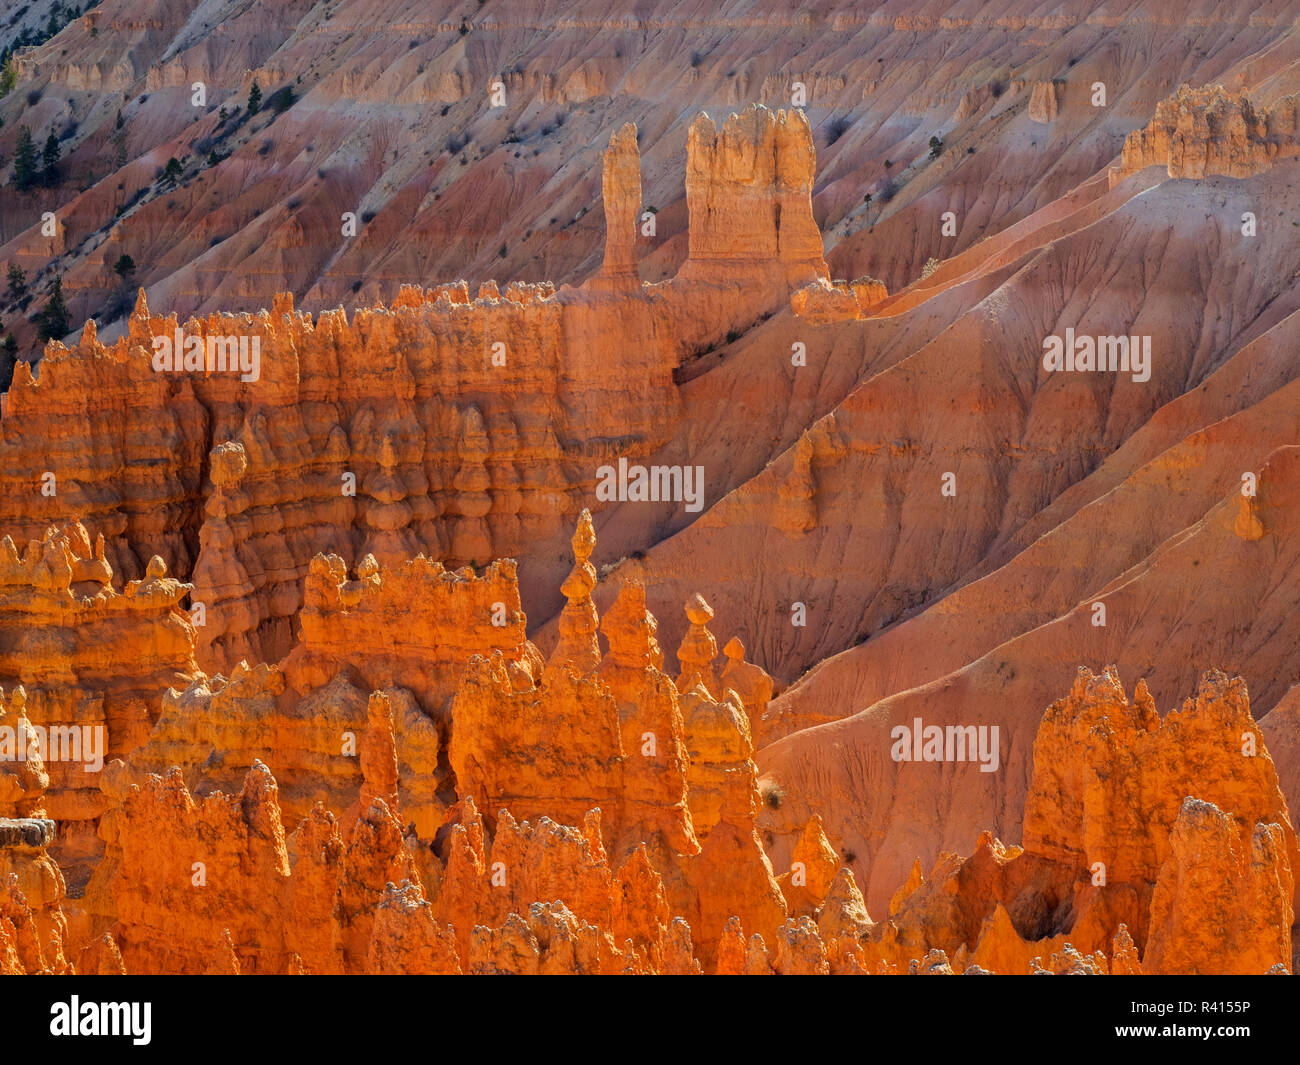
[1,0,1299,974]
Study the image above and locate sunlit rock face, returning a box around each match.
[4,0,1300,976]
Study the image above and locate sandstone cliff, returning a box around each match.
[1115,84,1300,182]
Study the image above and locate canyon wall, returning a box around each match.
[0,108,825,677]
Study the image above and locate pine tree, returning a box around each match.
[11,126,37,191]
[113,254,135,279]
[247,80,262,115]
[6,263,26,300]
[37,277,70,341]
[0,55,16,98]
[41,132,60,184]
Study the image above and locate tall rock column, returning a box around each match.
[599,124,642,286]
[359,691,400,818]
[676,594,719,696]
[774,108,829,287]
[545,511,601,681]
[599,581,697,856]
[681,104,827,287]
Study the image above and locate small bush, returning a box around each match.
[597,557,626,578]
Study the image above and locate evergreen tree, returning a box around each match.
[112,254,136,279]
[0,55,16,98]
[11,126,37,191]
[6,263,26,300]
[37,277,70,341]
[247,80,262,115]
[41,132,60,184]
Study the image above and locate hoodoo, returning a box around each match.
[1,3,1297,994]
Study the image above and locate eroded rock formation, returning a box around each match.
[3,11,1300,974]
[2,500,1296,975]
[1116,84,1300,182]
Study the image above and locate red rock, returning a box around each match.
[366,880,461,975]
[1117,84,1299,182]
[1144,798,1293,975]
